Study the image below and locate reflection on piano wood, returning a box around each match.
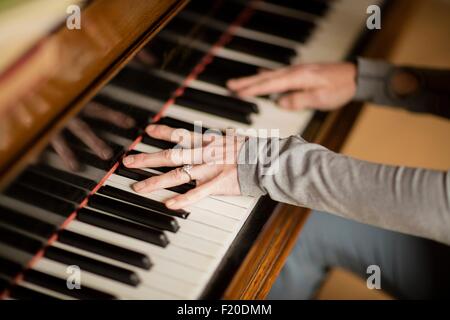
[0,0,413,299]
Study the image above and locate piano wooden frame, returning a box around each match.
[0,0,416,300]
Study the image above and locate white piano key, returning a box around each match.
[43,151,106,182]
[19,281,76,300]
[164,232,223,258]
[0,194,65,226]
[107,174,247,220]
[32,258,176,299]
[67,219,218,272]
[65,220,211,285]
[52,241,201,299]
[160,30,284,70]
[96,189,240,233]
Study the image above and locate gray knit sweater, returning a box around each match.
[237,58,450,245]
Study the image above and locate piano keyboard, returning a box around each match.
[0,0,382,299]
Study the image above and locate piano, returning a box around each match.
[0,0,411,299]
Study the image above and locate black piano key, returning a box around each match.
[4,184,75,217]
[0,256,23,279]
[115,165,195,194]
[16,170,87,204]
[165,16,222,43]
[88,195,179,233]
[111,66,178,101]
[49,146,115,171]
[155,116,211,133]
[147,37,205,76]
[227,36,295,64]
[0,225,44,255]
[63,130,125,162]
[8,285,57,300]
[23,269,116,300]
[58,230,152,270]
[210,1,315,43]
[247,11,315,43]
[77,208,169,247]
[141,136,176,150]
[77,149,115,171]
[98,185,189,219]
[168,16,295,64]
[176,98,251,124]
[185,0,223,15]
[180,86,258,114]
[93,95,156,127]
[0,205,57,239]
[152,36,260,88]
[264,0,330,16]
[81,116,142,141]
[44,246,140,286]
[0,277,10,292]
[29,163,97,191]
[198,56,259,87]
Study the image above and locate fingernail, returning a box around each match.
[166,199,176,208]
[68,160,79,172]
[146,125,156,132]
[132,181,145,192]
[123,155,134,166]
[101,148,113,160]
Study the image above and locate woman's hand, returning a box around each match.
[122,125,245,210]
[227,62,357,111]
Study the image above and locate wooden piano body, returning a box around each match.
[0,0,414,299]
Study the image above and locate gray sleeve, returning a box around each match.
[354,58,450,119]
[238,136,450,245]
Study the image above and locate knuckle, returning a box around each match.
[135,153,147,163]
[152,125,165,136]
[162,149,173,161]
[172,168,185,180]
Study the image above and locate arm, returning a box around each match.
[238,135,450,245]
[354,58,450,119]
[227,58,450,119]
[121,124,450,245]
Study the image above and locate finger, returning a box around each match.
[232,72,304,97]
[67,118,113,160]
[131,164,215,193]
[165,178,219,209]
[123,147,203,168]
[278,91,321,110]
[146,124,203,148]
[51,134,79,171]
[226,68,288,92]
[84,102,136,128]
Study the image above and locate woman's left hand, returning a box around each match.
[122,124,245,210]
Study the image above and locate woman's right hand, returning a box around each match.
[227,62,358,111]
